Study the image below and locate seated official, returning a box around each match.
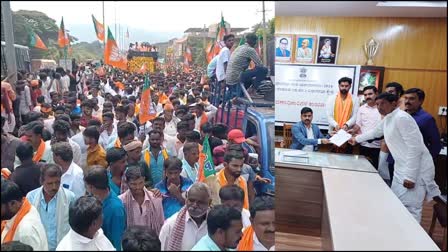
[290,107,330,151]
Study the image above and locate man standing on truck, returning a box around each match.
[226,33,268,99]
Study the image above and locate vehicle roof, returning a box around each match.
[248,106,274,118]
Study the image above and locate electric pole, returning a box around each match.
[1,1,18,85]
[262,1,267,65]
[102,1,105,61]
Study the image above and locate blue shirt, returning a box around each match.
[411,108,442,160]
[107,170,121,195]
[71,106,82,115]
[142,147,171,185]
[207,56,218,78]
[155,176,193,219]
[102,190,126,251]
[26,187,75,251]
[191,234,222,251]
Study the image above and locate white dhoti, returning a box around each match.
[391,179,426,223]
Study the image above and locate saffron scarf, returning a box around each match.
[1,198,32,243]
[333,92,353,128]
[167,206,188,251]
[122,187,164,235]
[217,169,249,210]
[32,139,46,163]
[143,148,169,167]
[237,225,255,251]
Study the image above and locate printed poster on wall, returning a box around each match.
[275,64,360,128]
[316,35,340,64]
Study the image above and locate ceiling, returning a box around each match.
[276,1,447,17]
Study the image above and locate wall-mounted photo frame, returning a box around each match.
[294,34,317,64]
[316,35,340,64]
[275,34,293,63]
[358,66,385,95]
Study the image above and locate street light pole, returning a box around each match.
[1,1,18,85]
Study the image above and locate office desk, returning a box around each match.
[275,148,440,250]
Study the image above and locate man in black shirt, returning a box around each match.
[10,142,42,195]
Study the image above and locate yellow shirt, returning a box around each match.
[86,144,108,169]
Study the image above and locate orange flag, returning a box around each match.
[104,27,128,70]
[139,75,157,124]
[58,17,70,48]
[92,15,105,42]
[29,31,47,50]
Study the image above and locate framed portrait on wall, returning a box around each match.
[294,34,317,63]
[275,34,293,63]
[358,66,385,94]
[316,35,340,64]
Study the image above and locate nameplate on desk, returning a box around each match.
[283,155,309,164]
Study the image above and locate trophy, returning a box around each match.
[364,38,379,66]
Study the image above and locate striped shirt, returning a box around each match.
[226,44,263,85]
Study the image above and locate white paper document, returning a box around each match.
[329,129,352,147]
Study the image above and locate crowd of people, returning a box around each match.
[1,33,274,252]
[289,77,443,223]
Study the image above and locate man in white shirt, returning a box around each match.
[219,185,251,229]
[52,142,86,199]
[216,34,236,85]
[163,104,180,138]
[349,93,441,222]
[349,86,382,170]
[87,85,105,108]
[1,180,48,251]
[99,112,117,150]
[159,182,212,251]
[47,119,82,166]
[56,195,116,251]
[237,196,275,251]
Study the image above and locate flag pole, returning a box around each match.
[102,1,106,61]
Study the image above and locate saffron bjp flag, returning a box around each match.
[29,31,47,50]
[104,27,128,70]
[205,41,214,63]
[139,75,157,124]
[92,15,105,42]
[58,17,70,48]
[185,47,193,62]
[198,135,216,182]
[212,15,227,57]
[183,52,190,73]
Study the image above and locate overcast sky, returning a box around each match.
[11,1,275,32]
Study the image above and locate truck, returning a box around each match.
[1,41,31,77]
[126,50,158,73]
[210,82,275,196]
